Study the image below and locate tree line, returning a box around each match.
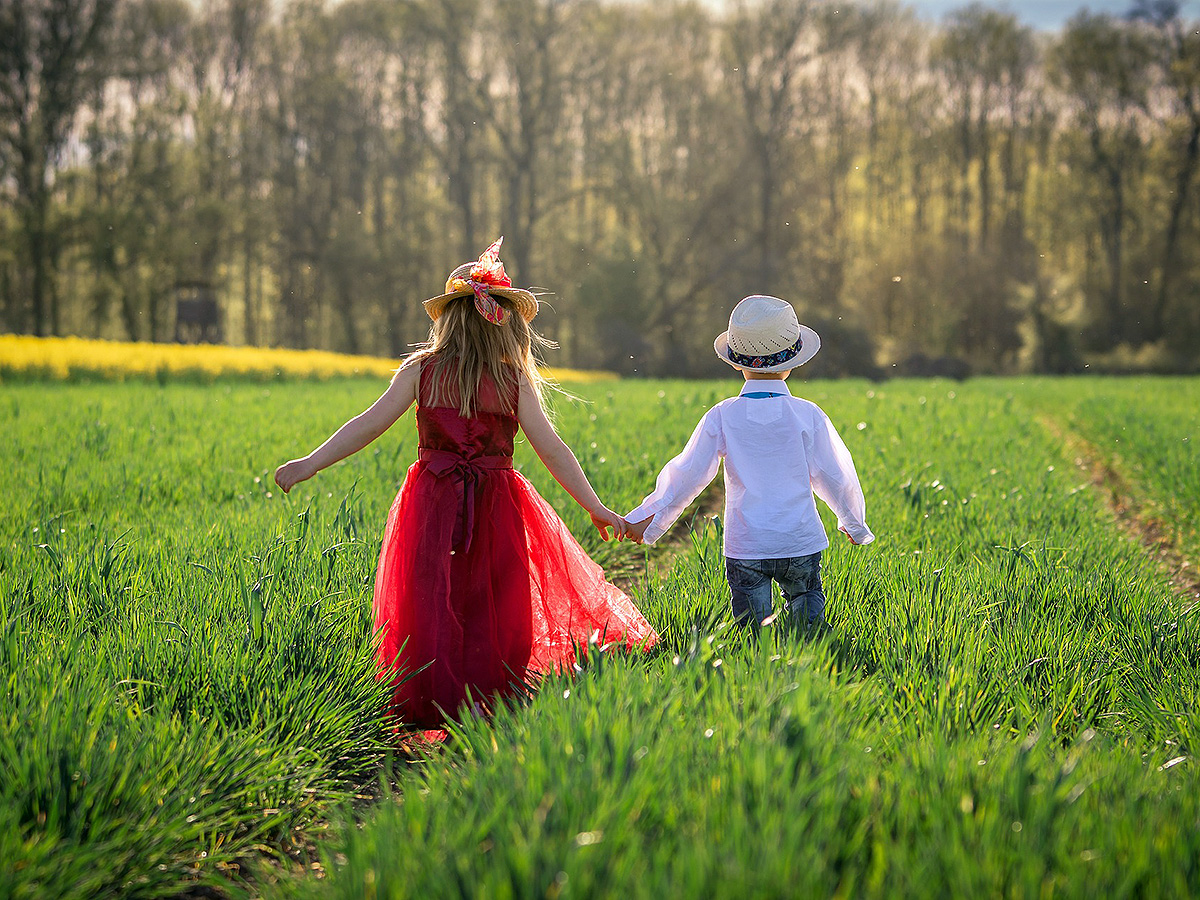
[1,0,1198,377]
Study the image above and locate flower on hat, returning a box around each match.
[446,237,514,326]
[424,238,539,324]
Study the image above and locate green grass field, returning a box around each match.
[2,376,1198,898]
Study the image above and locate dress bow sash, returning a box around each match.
[418,448,514,552]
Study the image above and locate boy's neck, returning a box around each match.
[743,373,789,382]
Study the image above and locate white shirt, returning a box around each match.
[626,381,875,558]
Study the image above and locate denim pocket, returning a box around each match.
[725,558,776,626]
[783,553,821,591]
[726,558,768,589]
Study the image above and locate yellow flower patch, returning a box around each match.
[0,335,616,384]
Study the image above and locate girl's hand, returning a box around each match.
[276,365,419,494]
[590,507,627,542]
[275,457,316,494]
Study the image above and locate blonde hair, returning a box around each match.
[403,295,555,416]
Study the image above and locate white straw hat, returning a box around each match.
[713,295,821,373]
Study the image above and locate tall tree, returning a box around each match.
[0,0,117,335]
[934,4,1033,249]
[1053,11,1153,346]
[1129,0,1200,343]
[477,0,571,291]
[426,0,486,261]
[83,0,192,340]
[725,0,815,294]
[612,1,747,375]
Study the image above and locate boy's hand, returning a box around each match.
[590,507,627,542]
[274,458,316,494]
[626,515,653,545]
[839,526,858,545]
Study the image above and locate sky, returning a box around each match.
[902,0,1198,29]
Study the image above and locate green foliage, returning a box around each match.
[1,381,398,897]
[2,375,1199,897]
[6,1,1200,372]
[1028,377,1200,561]
[289,651,1200,899]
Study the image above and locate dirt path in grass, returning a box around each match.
[605,481,726,594]
[1041,415,1200,607]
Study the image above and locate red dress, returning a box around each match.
[372,361,658,728]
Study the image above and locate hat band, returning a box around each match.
[444,275,512,326]
[727,333,803,369]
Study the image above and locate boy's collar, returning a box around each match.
[738,381,792,398]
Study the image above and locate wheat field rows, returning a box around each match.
[2,369,1198,898]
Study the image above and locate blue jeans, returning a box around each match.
[725,552,826,628]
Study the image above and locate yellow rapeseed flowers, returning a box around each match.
[0,335,616,383]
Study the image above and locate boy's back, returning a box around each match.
[717,385,868,557]
[627,380,873,559]
[626,293,874,629]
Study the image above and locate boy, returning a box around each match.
[626,295,874,629]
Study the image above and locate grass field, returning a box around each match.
[2,372,1198,898]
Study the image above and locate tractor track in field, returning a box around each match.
[1040,415,1200,608]
[606,482,726,594]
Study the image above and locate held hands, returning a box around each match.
[625,515,653,545]
[590,506,630,542]
[274,457,317,494]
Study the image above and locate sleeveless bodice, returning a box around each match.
[416,361,519,459]
[372,356,658,731]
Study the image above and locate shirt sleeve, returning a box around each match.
[626,409,723,545]
[807,407,875,545]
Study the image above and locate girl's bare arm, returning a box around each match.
[275,363,420,493]
[516,377,627,541]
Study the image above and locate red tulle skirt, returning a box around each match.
[372,459,658,729]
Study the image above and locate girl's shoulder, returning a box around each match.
[511,367,541,415]
[393,355,430,391]
[396,350,430,374]
[393,355,425,382]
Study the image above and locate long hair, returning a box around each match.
[403,295,555,416]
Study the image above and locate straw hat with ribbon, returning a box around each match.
[714,294,821,374]
[423,237,539,326]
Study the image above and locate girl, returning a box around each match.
[275,238,657,730]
